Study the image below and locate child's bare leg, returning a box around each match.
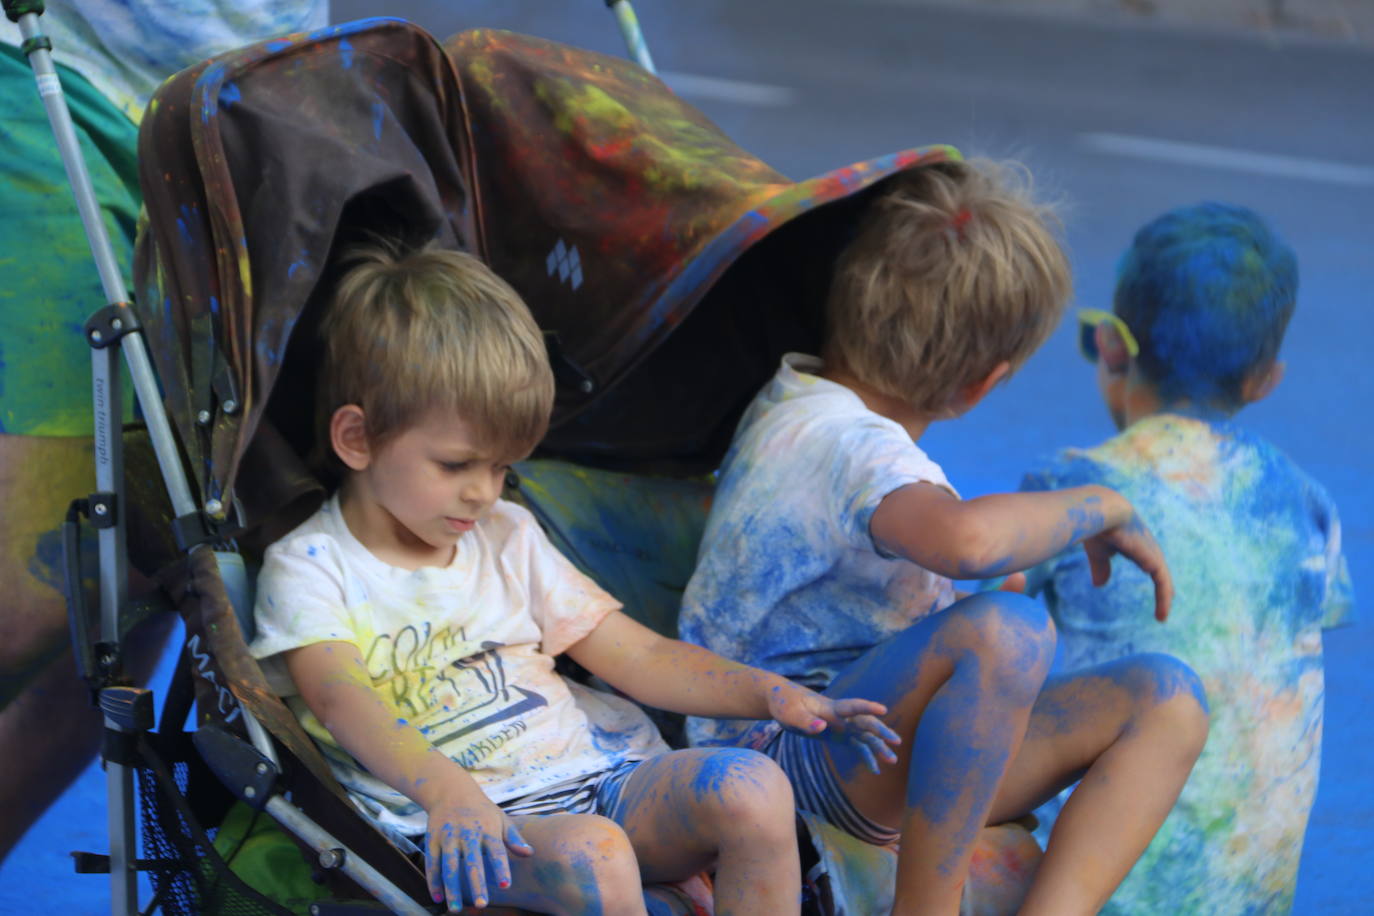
[607,747,800,916]
[986,654,1209,916]
[487,813,647,916]
[820,592,1056,915]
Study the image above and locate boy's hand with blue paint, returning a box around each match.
[566,607,900,775]
[422,787,532,910]
[767,681,901,774]
[283,638,533,912]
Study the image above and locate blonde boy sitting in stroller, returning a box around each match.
[249,240,900,914]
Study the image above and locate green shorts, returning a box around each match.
[0,41,139,436]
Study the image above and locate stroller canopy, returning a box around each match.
[135,16,955,527]
[136,17,475,522]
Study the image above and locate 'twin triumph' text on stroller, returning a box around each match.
[16,5,1043,914]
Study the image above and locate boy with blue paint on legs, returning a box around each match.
[679,159,1210,916]
[248,241,901,915]
[1021,203,1354,914]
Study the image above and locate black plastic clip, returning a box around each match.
[171,510,218,551]
[87,491,117,529]
[70,851,170,875]
[193,723,280,812]
[20,34,51,55]
[84,304,140,350]
[99,685,155,732]
[2,1,47,25]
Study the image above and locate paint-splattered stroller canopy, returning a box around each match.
[135,16,473,526]
[134,16,955,529]
[447,29,957,472]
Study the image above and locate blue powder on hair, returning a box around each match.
[1114,203,1296,406]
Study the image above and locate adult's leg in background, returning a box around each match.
[0,435,174,860]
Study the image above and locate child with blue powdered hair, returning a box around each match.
[1022,202,1354,915]
[680,158,1210,916]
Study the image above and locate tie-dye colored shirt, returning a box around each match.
[250,495,667,838]
[681,353,958,746]
[1023,412,1354,915]
[0,1,327,123]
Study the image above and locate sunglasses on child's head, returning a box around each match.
[1077,309,1140,363]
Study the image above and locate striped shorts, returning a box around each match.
[498,758,643,820]
[764,727,900,847]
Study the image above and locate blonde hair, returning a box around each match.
[823,159,1071,413]
[318,240,554,462]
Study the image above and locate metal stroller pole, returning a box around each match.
[4,7,198,522]
[606,0,657,74]
[3,3,200,914]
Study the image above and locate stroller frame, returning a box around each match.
[3,2,659,915]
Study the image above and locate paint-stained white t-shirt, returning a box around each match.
[681,353,958,746]
[250,495,667,837]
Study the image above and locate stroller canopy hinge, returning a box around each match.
[193,722,281,812]
[83,303,141,350]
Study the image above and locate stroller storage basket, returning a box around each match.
[135,729,295,916]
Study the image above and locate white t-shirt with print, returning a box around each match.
[680,353,958,746]
[250,496,668,837]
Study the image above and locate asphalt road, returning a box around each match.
[3,1,1368,912]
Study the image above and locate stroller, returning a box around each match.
[15,4,1041,913]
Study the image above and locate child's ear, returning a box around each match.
[955,360,1012,413]
[1096,323,1131,375]
[1241,361,1285,405]
[330,405,372,471]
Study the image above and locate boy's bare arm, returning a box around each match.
[566,610,899,769]
[284,641,531,909]
[871,481,1172,620]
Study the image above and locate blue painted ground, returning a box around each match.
[1,1,1368,912]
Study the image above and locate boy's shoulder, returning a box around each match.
[736,353,919,455]
[1027,413,1335,516]
[478,495,539,533]
[745,354,865,420]
[262,497,350,562]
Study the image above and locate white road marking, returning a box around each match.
[659,70,798,107]
[1080,132,1374,186]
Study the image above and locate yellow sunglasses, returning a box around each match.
[1077,308,1140,362]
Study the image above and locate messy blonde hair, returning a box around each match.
[823,159,1071,413]
[318,240,554,463]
